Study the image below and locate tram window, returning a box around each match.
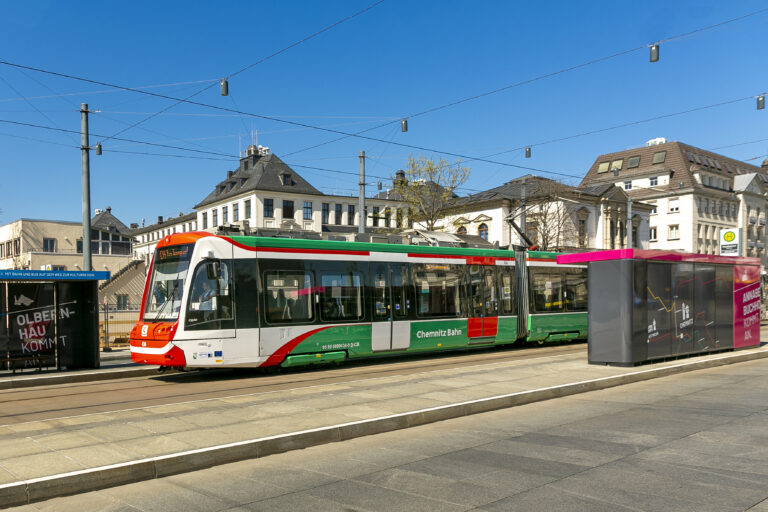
[565,269,588,312]
[531,271,564,313]
[499,269,516,315]
[392,265,409,319]
[413,264,461,318]
[320,273,363,322]
[186,260,234,330]
[234,259,259,329]
[263,271,314,324]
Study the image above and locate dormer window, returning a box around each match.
[219,185,226,194]
[280,173,292,186]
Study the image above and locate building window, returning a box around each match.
[264,199,274,218]
[322,203,330,224]
[13,238,20,256]
[42,238,56,253]
[347,205,355,226]
[244,200,251,219]
[202,212,208,229]
[669,225,680,240]
[457,226,467,235]
[283,200,295,220]
[52,265,66,271]
[669,199,680,213]
[116,294,129,310]
[649,176,658,187]
[610,160,623,171]
[396,208,403,228]
[335,204,342,225]
[303,201,312,221]
[233,203,239,222]
[649,227,657,241]
[649,203,657,215]
[578,219,586,248]
[652,151,666,164]
[372,207,380,227]
[597,162,609,173]
[212,209,218,227]
[624,181,632,190]
[479,223,489,241]
[384,208,391,228]
[627,156,641,168]
[222,206,228,224]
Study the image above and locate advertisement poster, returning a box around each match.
[733,265,760,348]
[6,283,57,366]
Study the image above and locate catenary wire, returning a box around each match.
[281,6,768,158]
[94,0,387,145]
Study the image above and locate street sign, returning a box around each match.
[719,228,741,256]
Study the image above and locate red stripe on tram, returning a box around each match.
[260,326,334,367]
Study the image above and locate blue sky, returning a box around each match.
[1,0,767,225]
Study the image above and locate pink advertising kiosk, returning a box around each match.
[556,249,761,366]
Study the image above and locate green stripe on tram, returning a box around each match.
[227,235,560,261]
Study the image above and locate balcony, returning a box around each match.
[749,216,757,224]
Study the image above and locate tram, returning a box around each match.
[129,232,587,369]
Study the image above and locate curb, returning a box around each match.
[0,366,160,390]
[2,347,767,507]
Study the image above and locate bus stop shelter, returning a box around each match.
[0,269,109,372]
[557,249,761,366]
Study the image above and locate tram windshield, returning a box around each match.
[143,244,192,322]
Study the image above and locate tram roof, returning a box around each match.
[223,235,559,260]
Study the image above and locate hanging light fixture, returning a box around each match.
[649,44,659,62]
[525,146,531,158]
[401,119,408,132]
[220,79,229,96]
[758,95,765,110]
[95,143,102,156]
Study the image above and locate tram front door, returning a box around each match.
[468,266,498,339]
[371,264,410,351]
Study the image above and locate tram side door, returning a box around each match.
[371,264,410,352]
[468,266,499,339]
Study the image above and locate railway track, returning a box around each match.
[0,342,585,425]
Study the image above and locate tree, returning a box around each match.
[393,155,470,231]
[509,178,584,251]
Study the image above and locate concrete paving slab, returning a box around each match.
[353,467,510,507]
[305,478,469,512]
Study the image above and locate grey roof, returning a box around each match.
[322,225,359,234]
[131,212,197,236]
[456,175,615,206]
[91,209,131,235]
[195,153,323,209]
[580,140,764,194]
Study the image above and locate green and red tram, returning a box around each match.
[129,232,587,369]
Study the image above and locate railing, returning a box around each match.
[99,304,140,348]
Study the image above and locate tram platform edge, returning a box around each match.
[1,344,768,508]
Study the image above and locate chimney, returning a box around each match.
[130,223,139,229]
[157,216,163,224]
[106,206,112,214]
[246,145,257,157]
[227,171,233,179]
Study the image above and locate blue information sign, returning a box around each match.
[0,270,110,281]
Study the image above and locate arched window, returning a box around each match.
[457,226,467,235]
[478,223,488,241]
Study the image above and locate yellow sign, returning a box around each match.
[723,231,736,242]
